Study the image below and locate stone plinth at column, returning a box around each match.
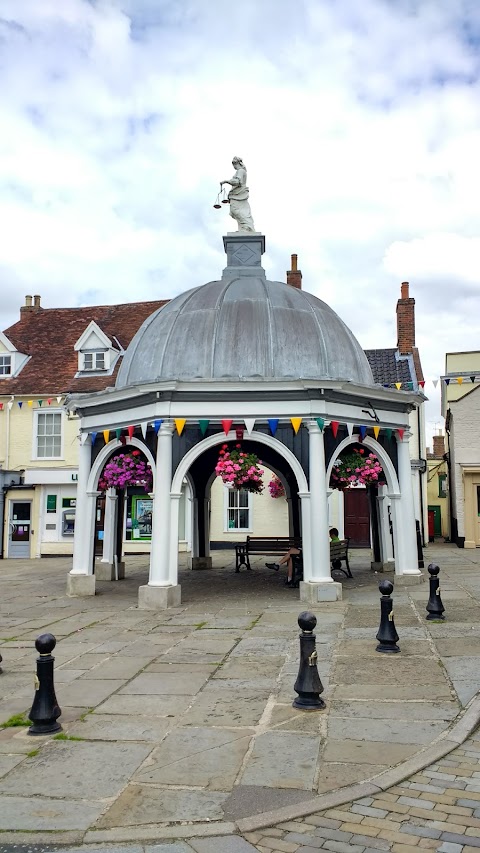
[300,580,343,602]
[138,584,181,609]
[67,573,96,596]
[190,557,213,570]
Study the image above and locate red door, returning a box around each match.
[344,489,371,547]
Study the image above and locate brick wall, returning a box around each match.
[396,281,415,355]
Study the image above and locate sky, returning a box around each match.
[1,0,480,444]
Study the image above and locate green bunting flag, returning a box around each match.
[199,420,209,436]
[316,417,325,432]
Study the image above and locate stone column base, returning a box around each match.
[95,561,125,581]
[138,584,182,609]
[66,573,96,597]
[300,581,343,602]
[189,557,213,570]
[396,571,425,585]
[371,561,384,572]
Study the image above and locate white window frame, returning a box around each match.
[223,486,253,533]
[82,350,107,372]
[33,409,64,460]
[0,354,12,375]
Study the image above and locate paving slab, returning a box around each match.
[68,713,175,741]
[96,785,229,826]
[240,731,321,789]
[119,672,210,695]
[0,741,152,799]
[135,726,252,789]
[322,738,419,765]
[327,716,448,744]
[0,794,106,830]
[55,678,125,707]
[95,693,193,716]
[181,688,271,727]
[189,836,259,852]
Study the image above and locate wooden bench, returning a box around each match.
[291,538,352,586]
[235,536,301,572]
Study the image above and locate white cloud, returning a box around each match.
[1,0,480,443]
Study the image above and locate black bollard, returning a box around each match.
[293,611,325,710]
[0,652,2,673]
[426,563,445,620]
[28,634,62,736]
[376,580,400,653]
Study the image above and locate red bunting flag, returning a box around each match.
[0,403,3,411]
[330,420,339,438]
[397,428,405,441]
[221,419,233,435]
[419,381,425,388]
[127,425,135,439]
[47,398,52,405]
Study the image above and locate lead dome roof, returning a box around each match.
[116,273,375,388]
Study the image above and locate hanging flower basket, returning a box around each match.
[268,476,285,499]
[330,449,384,491]
[215,443,264,494]
[98,450,153,493]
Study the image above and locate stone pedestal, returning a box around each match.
[190,556,213,570]
[66,573,96,597]
[138,584,182,610]
[397,572,425,586]
[95,561,125,581]
[300,581,343,602]
[222,233,266,279]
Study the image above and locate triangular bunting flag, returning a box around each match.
[397,428,405,440]
[153,419,163,435]
[18,401,23,409]
[290,417,302,434]
[395,382,402,390]
[373,425,380,439]
[358,425,367,441]
[91,431,97,445]
[419,381,425,388]
[432,379,438,388]
[115,428,122,440]
[330,420,339,438]
[470,376,476,383]
[0,403,3,411]
[405,382,413,390]
[7,401,13,411]
[38,400,43,406]
[127,425,135,439]
[385,428,392,440]
[47,398,52,405]
[140,422,148,439]
[457,377,463,385]
[80,432,88,445]
[346,423,354,437]
[199,419,209,436]
[56,396,62,403]
[244,418,256,434]
[221,419,233,435]
[316,417,325,432]
[27,400,33,407]
[268,418,279,436]
[103,430,110,444]
[175,418,186,435]
[444,378,450,386]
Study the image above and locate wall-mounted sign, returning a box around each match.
[131,496,153,540]
[46,494,57,513]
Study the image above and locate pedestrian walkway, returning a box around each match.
[0,543,479,851]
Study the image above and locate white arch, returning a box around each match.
[325,435,400,496]
[171,430,309,495]
[87,437,157,493]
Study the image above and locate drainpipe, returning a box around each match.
[417,405,426,546]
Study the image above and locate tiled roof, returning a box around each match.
[364,348,415,387]
[0,301,168,396]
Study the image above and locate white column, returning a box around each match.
[96,488,120,581]
[168,493,181,583]
[396,430,422,579]
[377,489,394,570]
[67,437,96,595]
[300,421,342,602]
[139,423,180,608]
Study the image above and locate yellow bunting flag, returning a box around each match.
[457,377,463,384]
[103,430,110,444]
[395,383,402,390]
[27,400,33,407]
[373,425,380,439]
[175,418,186,435]
[290,417,302,434]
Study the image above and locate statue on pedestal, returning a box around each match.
[220,157,256,233]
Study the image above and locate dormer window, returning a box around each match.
[0,355,12,375]
[83,351,106,371]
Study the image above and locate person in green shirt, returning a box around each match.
[329,527,340,541]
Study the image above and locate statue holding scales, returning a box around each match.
[216,157,256,233]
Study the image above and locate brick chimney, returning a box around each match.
[433,434,445,459]
[20,294,43,317]
[396,281,415,354]
[287,254,302,289]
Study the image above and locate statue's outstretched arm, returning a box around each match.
[220,175,241,188]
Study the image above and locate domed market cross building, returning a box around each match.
[66,230,423,608]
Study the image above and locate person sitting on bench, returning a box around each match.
[266,546,301,587]
[330,527,342,570]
